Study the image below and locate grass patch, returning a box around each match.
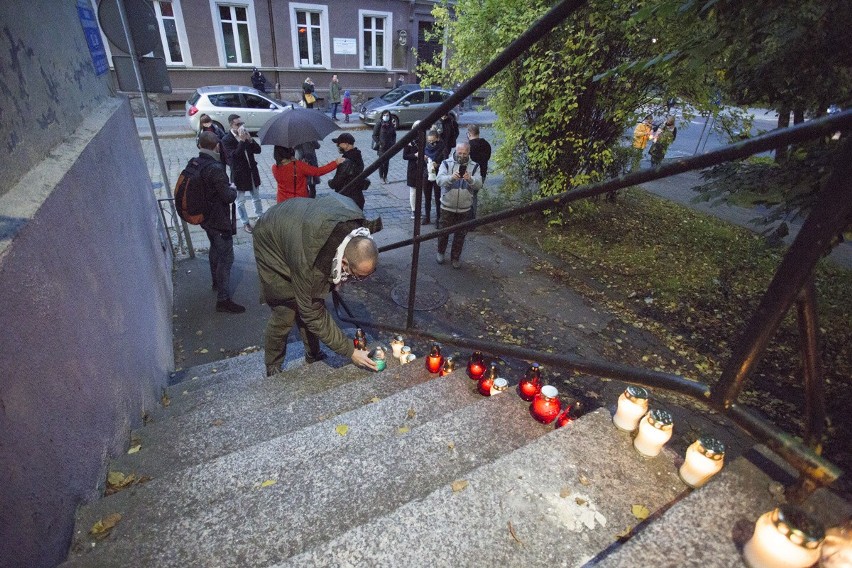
[502,188,851,472]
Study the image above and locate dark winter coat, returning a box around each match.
[196,151,237,234]
[328,147,369,209]
[439,115,459,157]
[403,140,427,188]
[221,132,261,191]
[252,194,366,357]
[468,138,492,181]
[372,120,397,153]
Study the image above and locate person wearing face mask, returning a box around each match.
[422,129,445,226]
[372,110,397,183]
[327,132,370,210]
[435,142,483,269]
[252,193,380,376]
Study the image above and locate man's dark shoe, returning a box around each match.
[421,216,431,226]
[305,351,328,364]
[216,299,246,313]
[266,365,281,377]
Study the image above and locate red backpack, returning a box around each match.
[174,158,211,225]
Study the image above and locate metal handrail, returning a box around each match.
[329,0,852,489]
[156,197,196,259]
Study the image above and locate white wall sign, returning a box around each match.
[333,38,356,55]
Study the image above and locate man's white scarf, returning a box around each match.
[331,227,372,285]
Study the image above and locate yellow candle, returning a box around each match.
[613,386,649,431]
[390,335,404,358]
[633,409,673,458]
[679,436,725,488]
[743,506,823,568]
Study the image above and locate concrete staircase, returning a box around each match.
[63,345,849,567]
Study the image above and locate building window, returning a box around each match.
[289,3,329,68]
[359,10,393,70]
[210,1,260,66]
[153,1,191,66]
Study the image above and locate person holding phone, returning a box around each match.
[221,114,264,233]
[435,142,482,269]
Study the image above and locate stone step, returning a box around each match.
[151,348,350,424]
[280,408,686,568]
[64,374,550,567]
[107,356,422,480]
[587,447,852,568]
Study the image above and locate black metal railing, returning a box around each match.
[334,0,852,490]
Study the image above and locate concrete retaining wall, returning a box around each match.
[0,96,174,567]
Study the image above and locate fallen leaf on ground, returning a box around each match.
[615,526,633,540]
[508,521,524,545]
[632,504,650,520]
[335,424,349,436]
[211,419,224,427]
[107,471,135,488]
[161,390,170,408]
[199,348,209,354]
[560,487,572,498]
[575,497,588,506]
[127,444,141,454]
[406,408,417,419]
[451,479,469,493]
[260,479,277,488]
[89,513,122,539]
[398,425,410,434]
[578,474,590,485]
[369,396,381,403]
[447,442,456,450]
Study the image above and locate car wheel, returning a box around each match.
[391,115,400,129]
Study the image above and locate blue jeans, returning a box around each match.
[206,229,234,301]
[330,102,340,119]
[237,185,262,226]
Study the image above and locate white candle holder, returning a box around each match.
[404,353,417,365]
[613,386,649,431]
[398,346,411,363]
[490,378,508,396]
[742,506,824,568]
[633,409,673,458]
[390,335,405,358]
[679,436,725,488]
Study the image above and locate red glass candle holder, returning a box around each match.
[531,385,562,424]
[518,363,543,401]
[353,328,367,351]
[477,364,498,396]
[425,343,443,374]
[439,356,456,377]
[467,351,486,381]
[555,400,582,428]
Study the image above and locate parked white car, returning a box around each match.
[186,85,295,133]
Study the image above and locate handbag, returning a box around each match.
[305,93,316,105]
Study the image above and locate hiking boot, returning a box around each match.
[436,252,445,265]
[216,299,246,313]
[305,351,328,364]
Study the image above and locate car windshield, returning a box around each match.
[379,86,417,103]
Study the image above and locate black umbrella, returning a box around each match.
[257,107,339,147]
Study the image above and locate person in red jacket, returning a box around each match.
[272,146,345,202]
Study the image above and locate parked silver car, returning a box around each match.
[186,85,295,132]
[360,84,454,128]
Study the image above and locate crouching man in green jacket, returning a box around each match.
[253,194,379,376]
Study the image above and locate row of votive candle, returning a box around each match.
[612,385,724,487]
